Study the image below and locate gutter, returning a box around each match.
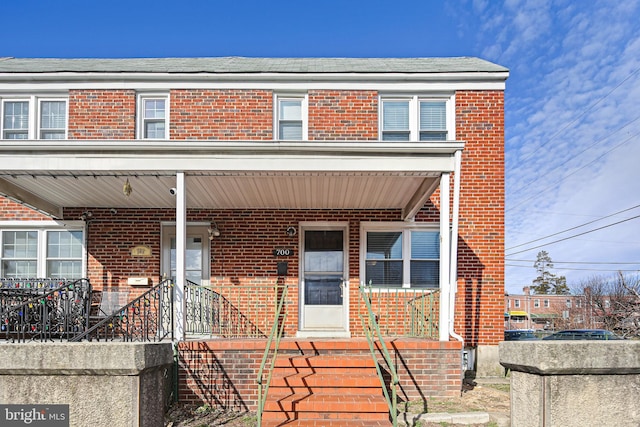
[449,150,464,346]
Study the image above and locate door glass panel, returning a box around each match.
[170,236,203,285]
[304,231,343,306]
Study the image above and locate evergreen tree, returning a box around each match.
[532,250,566,294]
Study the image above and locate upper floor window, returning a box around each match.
[566,299,572,308]
[514,299,521,308]
[275,95,307,140]
[138,94,168,139]
[362,223,439,289]
[380,95,453,141]
[534,299,540,308]
[0,228,83,278]
[544,299,550,308]
[1,97,67,140]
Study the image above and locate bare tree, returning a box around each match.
[575,272,640,338]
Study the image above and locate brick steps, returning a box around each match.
[262,354,391,425]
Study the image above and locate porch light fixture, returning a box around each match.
[123,179,133,197]
[208,222,221,240]
[286,226,297,237]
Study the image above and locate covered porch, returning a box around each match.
[0,139,464,342]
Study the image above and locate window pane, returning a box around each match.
[47,231,83,258]
[382,132,410,141]
[145,121,166,139]
[410,260,439,287]
[419,101,446,130]
[367,232,402,259]
[41,101,66,129]
[3,231,38,258]
[279,100,301,120]
[411,231,439,259]
[3,260,37,278]
[279,122,302,140]
[144,99,165,119]
[3,101,29,130]
[382,101,409,131]
[47,260,82,279]
[366,259,402,287]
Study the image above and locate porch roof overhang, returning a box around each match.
[0,140,464,220]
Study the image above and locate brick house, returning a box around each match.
[505,287,589,331]
[0,57,508,420]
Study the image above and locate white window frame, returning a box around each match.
[534,299,540,308]
[514,299,521,308]
[544,299,550,308]
[360,222,440,289]
[0,222,85,279]
[137,93,170,139]
[1,96,68,140]
[274,94,308,140]
[379,94,455,142]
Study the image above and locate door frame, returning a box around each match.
[297,221,350,338]
[160,222,211,287]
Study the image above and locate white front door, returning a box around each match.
[298,223,349,337]
[161,225,210,286]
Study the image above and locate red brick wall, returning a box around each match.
[170,90,272,140]
[68,90,136,139]
[3,87,505,347]
[0,199,52,220]
[178,339,462,410]
[454,90,505,346]
[308,90,378,140]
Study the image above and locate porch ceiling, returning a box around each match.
[0,140,463,219]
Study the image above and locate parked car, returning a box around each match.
[504,329,538,341]
[541,329,623,340]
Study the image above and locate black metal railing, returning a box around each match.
[0,278,91,343]
[71,279,173,342]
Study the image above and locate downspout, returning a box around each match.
[449,150,463,345]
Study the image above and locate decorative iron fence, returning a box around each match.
[71,279,173,342]
[185,282,287,339]
[0,278,91,343]
[360,285,440,339]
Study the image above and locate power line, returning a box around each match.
[506,259,640,265]
[507,129,640,212]
[505,212,640,256]
[506,203,640,251]
[505,263,640,273]
[510,66,640,166]
[508,112,640,198]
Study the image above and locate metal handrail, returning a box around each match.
[256,281,288,427]
[0,278,91,343]
[70,279,173,342]
[359,284,399,427]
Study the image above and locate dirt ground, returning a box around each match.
[164,380,510,426]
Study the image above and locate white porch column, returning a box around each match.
[174,172,186,341]
[439,172,451,341]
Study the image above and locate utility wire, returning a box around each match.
[507,129,640,212]
[506,264,640,273]
[506,203,640,251]
[506,259,640,265]
[511,66,640,166]
[508,112,640,197]
[505,212,640,256]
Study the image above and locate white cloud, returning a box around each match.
[458,0,640,293]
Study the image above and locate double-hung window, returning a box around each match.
[380,95,452,141]
[138,94,169,139]
[363,223,440,288]
[1,97,68,140]
[0,228,84,279]
[275,95,307,140]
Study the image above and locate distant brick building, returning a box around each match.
[505,287,589,331]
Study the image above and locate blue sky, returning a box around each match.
[3,0,640,294]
